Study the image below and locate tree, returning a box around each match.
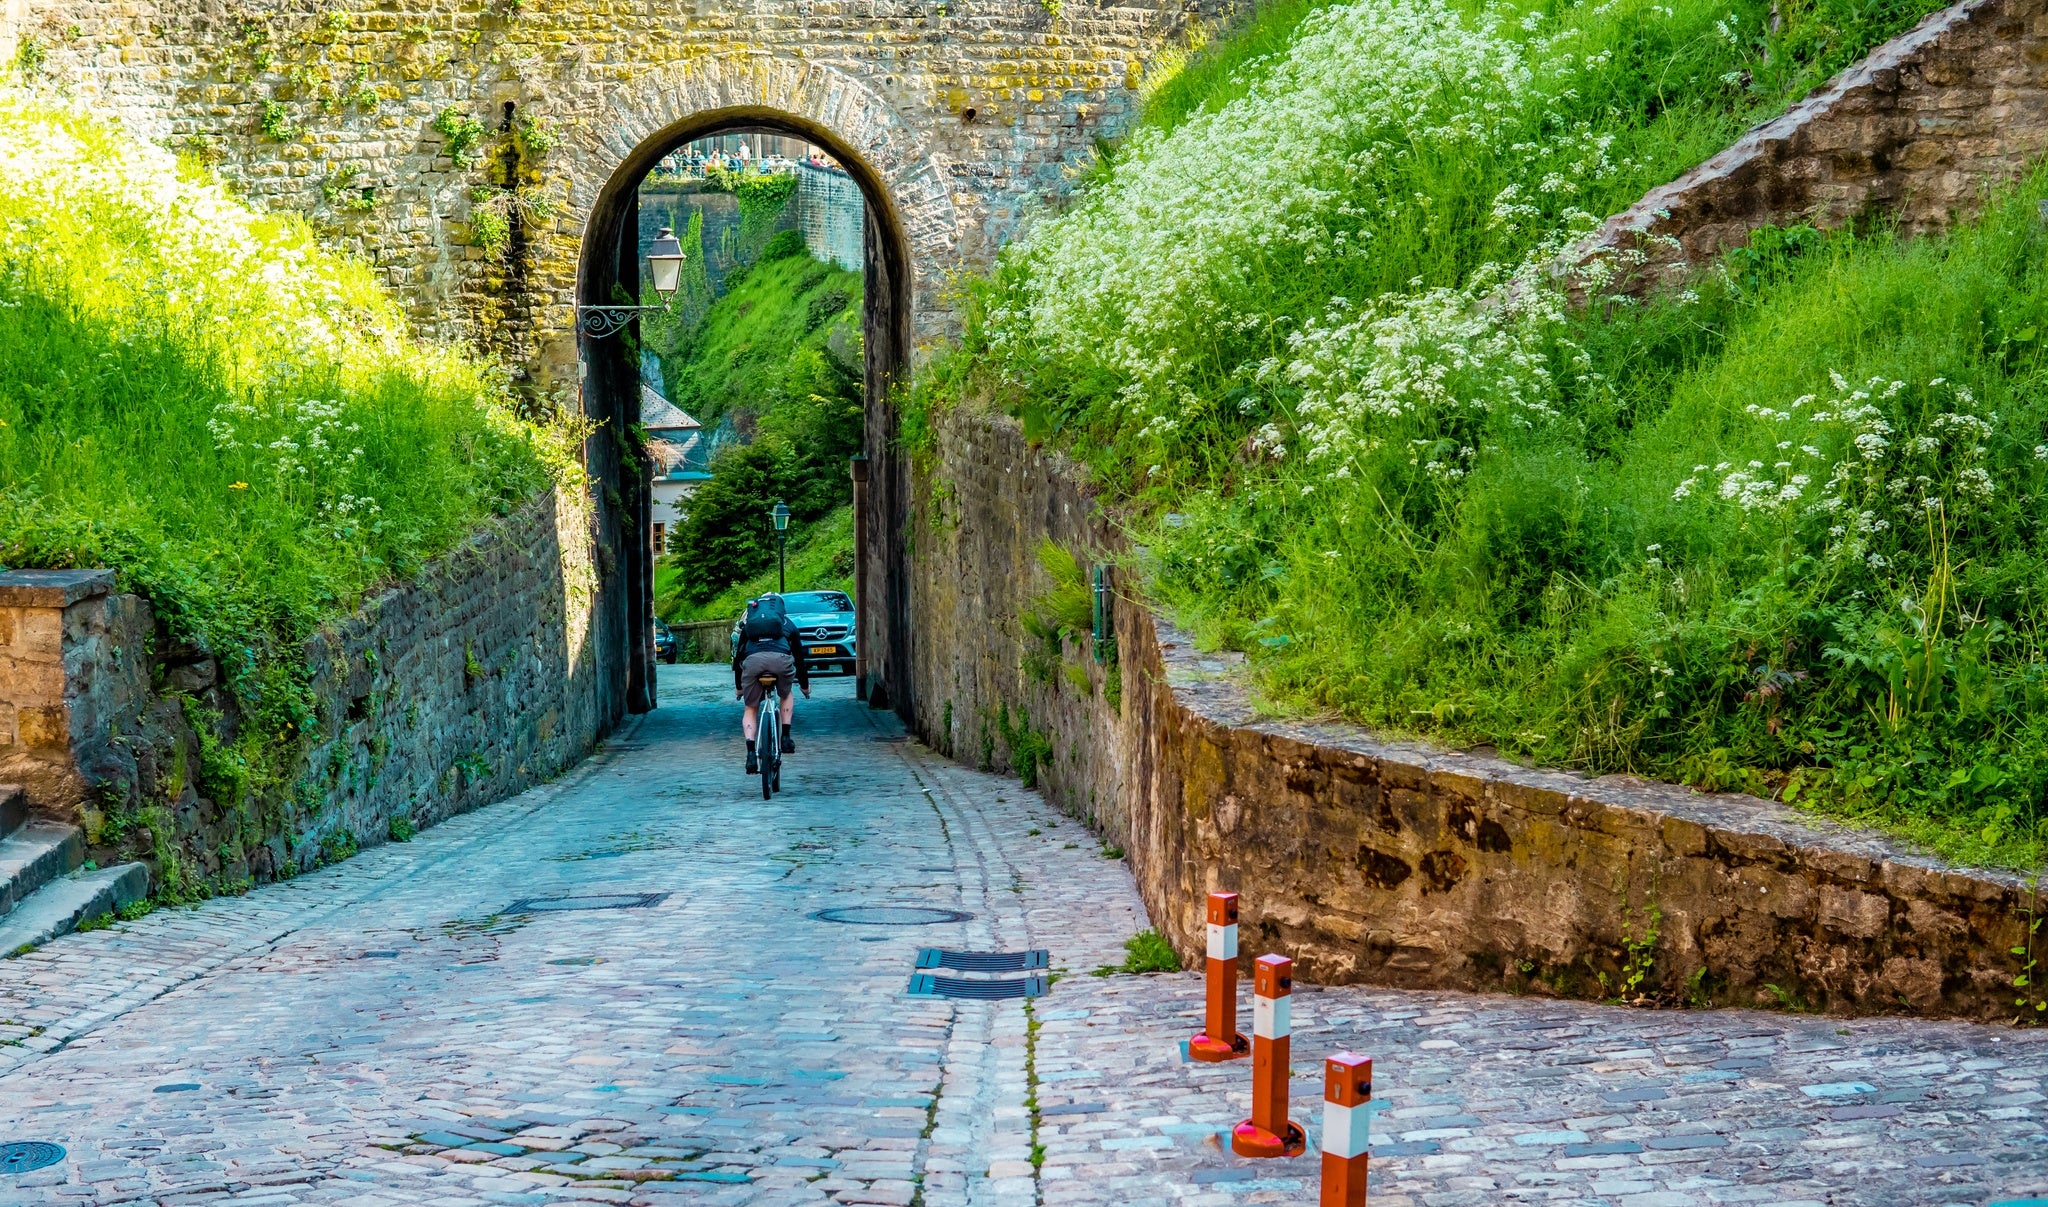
[666,442,784,606]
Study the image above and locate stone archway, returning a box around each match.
[568,59,942,718]
[8,0,1219,732]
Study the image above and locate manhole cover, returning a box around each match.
[505,893,669,914]
[0,1142,64,1174]
[908,972,1047,1000]
[810,906,974,926]
[917,948,1049,973]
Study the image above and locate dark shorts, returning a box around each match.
[740,651,796,706]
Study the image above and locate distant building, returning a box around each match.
[642,384,710,559]
[797,162,864,272]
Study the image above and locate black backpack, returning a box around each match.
[742,595,788,642]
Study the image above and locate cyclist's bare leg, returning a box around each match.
[778,690,795,728]
[742,701,760,741]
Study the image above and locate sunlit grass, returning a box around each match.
[0,90,558,745]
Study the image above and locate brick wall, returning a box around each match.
[912,410,2035,1020]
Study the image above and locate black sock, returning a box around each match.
[746,739,755,752]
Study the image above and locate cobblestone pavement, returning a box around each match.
[0,666,2040,1206]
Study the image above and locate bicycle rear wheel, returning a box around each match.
[759,710,777,800]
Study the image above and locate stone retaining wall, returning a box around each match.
[0,487,608,891]
[1573,0,2048,296]
[911,410,2036,1020]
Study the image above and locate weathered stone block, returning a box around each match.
[0,568,114,609]
[1819,886,1893,938]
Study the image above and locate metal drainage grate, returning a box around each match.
[811,906,974,926]
[0,1142,64,1175]
[908,972,1048,1000]
[505,893,669,914]
[917,948,1049,973]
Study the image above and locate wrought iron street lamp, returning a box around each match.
[575,226,686,338]
[771,500,791,593]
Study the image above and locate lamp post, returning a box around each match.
[771,500,791,594]
[575,226,686,338]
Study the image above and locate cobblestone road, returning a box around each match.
[0,666,2040,1206]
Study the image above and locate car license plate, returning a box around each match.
[809,645,836,655]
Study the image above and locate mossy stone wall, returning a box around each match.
[911,409,2035,1021]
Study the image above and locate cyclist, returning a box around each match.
[733,593,810,774]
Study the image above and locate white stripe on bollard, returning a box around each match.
[1252,992,1290,1040]
[1322,1100,1371,1160]
[1207,922,1239,961]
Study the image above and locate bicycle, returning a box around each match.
[755,672,783,799]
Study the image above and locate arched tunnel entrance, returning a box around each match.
[575,110,916,721]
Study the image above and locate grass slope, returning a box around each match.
[652,233,862,428]
[916,0,2048,866]
[0,91,557,766]
[655,235,865,610]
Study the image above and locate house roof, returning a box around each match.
[646,437,690,473]
[647,430,718,480]
[640,384,701,433]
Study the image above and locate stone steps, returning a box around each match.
[0,784,83,918]
[0,784,150,955]
[0,863,150,956]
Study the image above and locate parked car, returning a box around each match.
[654,621,678,664]
[731,590,857,676]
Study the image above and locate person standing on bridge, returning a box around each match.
[734,593,809,774]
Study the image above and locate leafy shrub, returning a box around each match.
[659,505,855,624]
[433,107,486,166]
[259,98,300,142]
[512,113,557,157]
[1091,928,1183,976]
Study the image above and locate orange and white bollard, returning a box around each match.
[1319,1053,1372,1206]
[1231,954,1306,1157]
[1188,892,1249,1062]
